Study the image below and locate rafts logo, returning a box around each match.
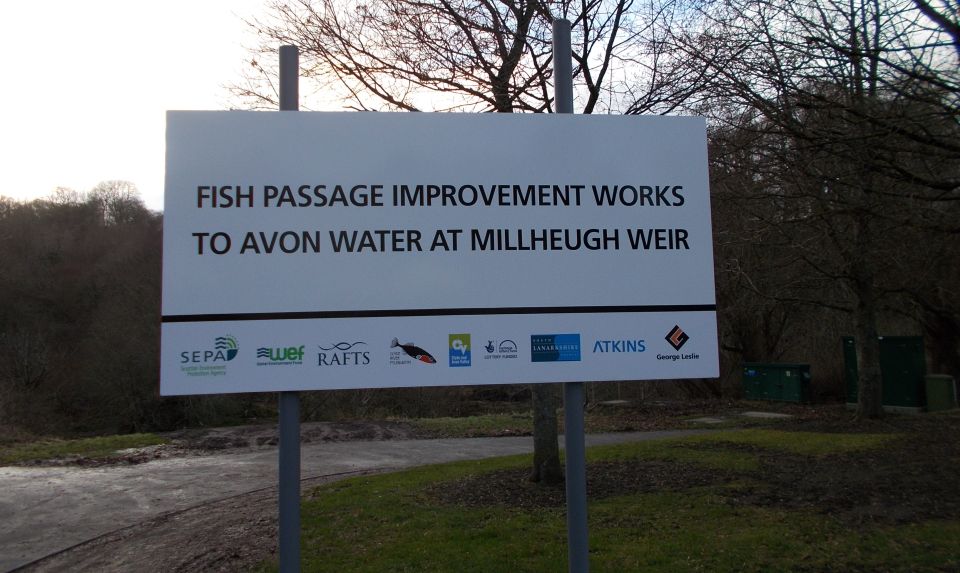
[318,342,370,366]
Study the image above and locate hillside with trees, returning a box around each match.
[1,0,956,437]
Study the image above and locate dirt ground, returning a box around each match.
[17,404,960,571]
[21,420,422,468]
[20,469,388,573]
[15,421,421,572]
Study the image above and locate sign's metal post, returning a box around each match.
[553,18,590,573]
[564,381,589,571]
[278,44,301,573]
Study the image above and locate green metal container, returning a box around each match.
[843,336,926,412]
[924,375,958,412]
[742,363,812,403]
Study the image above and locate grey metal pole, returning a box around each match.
[553,18,590,573]
[553,19,574,115]
[278,44,301,573]
[564,381,589,572]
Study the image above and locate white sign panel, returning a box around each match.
[161,112,718,395]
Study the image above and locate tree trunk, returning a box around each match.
[529,383,563,483]
[852,215,884,419]
[854,290,884,419]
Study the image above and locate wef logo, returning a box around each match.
[180,335,238,364]
[257,346,305,362]
[257,345,305,366]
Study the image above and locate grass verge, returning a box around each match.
[0,433,168,465]
[409,413,534,437]
[257,427,958,572]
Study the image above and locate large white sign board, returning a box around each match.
[160,112,718,395]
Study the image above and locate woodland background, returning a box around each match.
[1,0,957,435]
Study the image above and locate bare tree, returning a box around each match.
[88,180,148,226]
[235,0,702,481]
[236,0,698,114]
[672,0,960,417]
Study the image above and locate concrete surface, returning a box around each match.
[0,430,705,571]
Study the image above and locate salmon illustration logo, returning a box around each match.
[390,337,437,364]
[665,325,689,351]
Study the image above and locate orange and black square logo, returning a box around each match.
[665,325,689,351]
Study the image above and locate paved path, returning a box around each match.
[0,430,705,571]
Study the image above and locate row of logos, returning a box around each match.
[178,326,694,377]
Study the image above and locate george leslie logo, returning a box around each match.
[318,342,370,366]
[179,335,238,377]
[658,325,699,362]
[665,325,690,351]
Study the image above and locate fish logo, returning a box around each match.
[390,337,437,364]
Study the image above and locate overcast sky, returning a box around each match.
[0,1,296,211]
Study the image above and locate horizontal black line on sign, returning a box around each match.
[161,305,717,324]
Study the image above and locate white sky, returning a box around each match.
[0,0,297,212]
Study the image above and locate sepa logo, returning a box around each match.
[181,335,238,364]
[593,339,646,353]
[449,334,471,367]
[665,325,690,351]
[531,334,581,362]
[257,345,305,366]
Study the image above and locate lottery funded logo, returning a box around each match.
[483,339,518,361]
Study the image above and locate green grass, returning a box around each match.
[0,433,168,465]
[257,428,959,572]
[410,413,533,437]
[681,428,897,456]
